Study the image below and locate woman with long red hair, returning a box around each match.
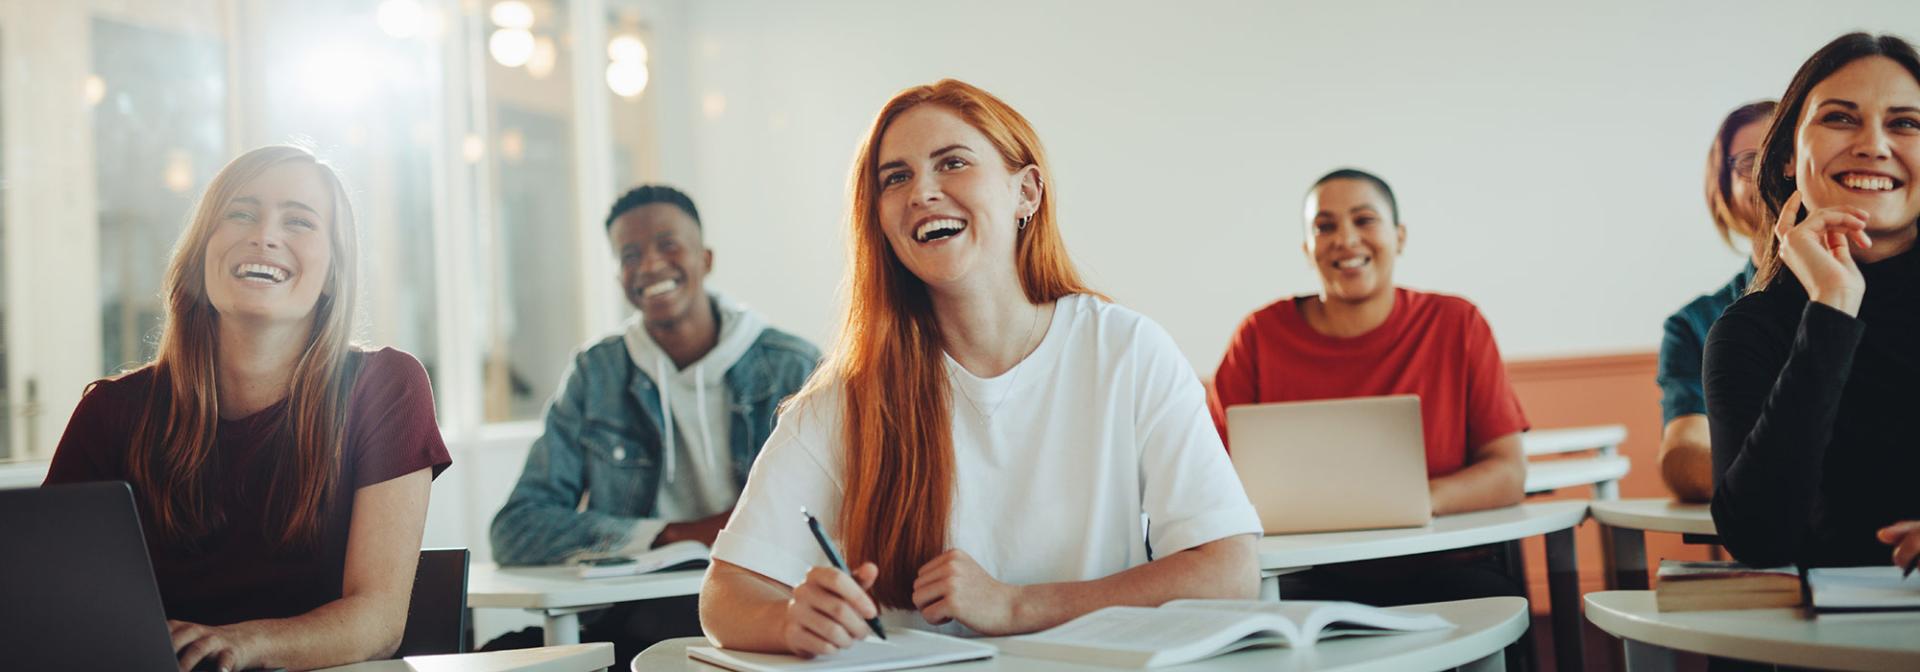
[45,145,450,671]
[699,80,1260,656]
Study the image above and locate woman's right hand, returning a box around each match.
[1773,191,1872,316]
[783,562,880,657]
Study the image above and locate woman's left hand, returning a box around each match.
[911,549,1026,635]
[1877,521,1920,572]
[169,620,261,672]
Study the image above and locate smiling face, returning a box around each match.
[1303,178,1405,304]
[1792,56,1920,234]
[202,161,335,327]
[610,202,712,326]
[873,104,1039,293]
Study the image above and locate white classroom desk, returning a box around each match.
[1585,590,1920,672]
[1256,500,1590,672]
[317,643,614,672]
[637,596,1529,672]
[467,563,706,646]
[1586,498,1717,590]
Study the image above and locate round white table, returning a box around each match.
[466,563,706,646]
[1256,500,1589,672]
[1585,590,1920,672]
[1586,499,1717,591]
[638,597,1529,672]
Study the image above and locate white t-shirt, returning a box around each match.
[710,294,1261,635]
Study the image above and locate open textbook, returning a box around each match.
[574,540,709,579]
[1807,566,1920,615]
[996,599,1454,668]
[686,629,996,672]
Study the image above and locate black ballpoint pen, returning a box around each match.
[802,507,887,640]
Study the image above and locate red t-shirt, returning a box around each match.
[43,347,451,626]
[1210,288,1528,478]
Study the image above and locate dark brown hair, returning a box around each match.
[1751,33,1920,293]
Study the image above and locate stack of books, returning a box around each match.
[1654,560,1801,612]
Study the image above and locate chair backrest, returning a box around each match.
[396,547,470,656]
[1521,425,1630,500]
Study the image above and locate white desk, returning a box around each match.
[1585,590,1920,672]
[1521,425,1628,458]
[1587,499,1717,591]
[1522,456,1630,496]
[1258,500,1589,672]
[637,597,1529,672]
[317,643,615,672]
[468,563,705,646]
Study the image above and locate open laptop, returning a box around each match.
[0,481,183,671]
[1226,395,1432,534]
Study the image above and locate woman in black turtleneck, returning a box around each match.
[1704,32,1920,570]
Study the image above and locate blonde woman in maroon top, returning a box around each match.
[46,145,450,672]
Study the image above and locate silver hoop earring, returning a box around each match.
[1018,215,1032,230]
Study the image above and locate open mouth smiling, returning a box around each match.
[641,278,681,298]
[913,217,967,243]
[232,262,291,285]
[1833,171,1906,193]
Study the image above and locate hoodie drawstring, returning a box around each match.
[657,352,676,484]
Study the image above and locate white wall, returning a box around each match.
[671,0,1915,369]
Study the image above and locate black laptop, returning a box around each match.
[0,481,183,670]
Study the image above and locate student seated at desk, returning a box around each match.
[485,185,819,654]
[698,79,1262,657]
[44,145,451,671]
[1705,32,1920,571]
[1657,100,1775,504]
[1209,168,1529,606]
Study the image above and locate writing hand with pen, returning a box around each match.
[1876,521,1920,579]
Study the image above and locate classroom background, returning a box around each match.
[0,0,1912,656]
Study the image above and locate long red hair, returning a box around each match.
[797,79,1094,608]
[123,145,361,551]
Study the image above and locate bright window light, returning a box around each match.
[606,60,649,98]
[377,0,426,39]
[608,35,647,64]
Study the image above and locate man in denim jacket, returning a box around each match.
[485,185,818,652]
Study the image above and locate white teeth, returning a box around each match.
[1841,174,1897,191]
[642,279,679,297]
[235,263,288,283]
[1334,257,1369,269]
[914,218,966,242]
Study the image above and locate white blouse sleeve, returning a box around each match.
[1129,317,1264,556]
[709,398,842,588]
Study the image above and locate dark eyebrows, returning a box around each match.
[929,144,971,158]
[1893,106,1920,115]
[1350,205,1380,215]
[1814,99,1859,110]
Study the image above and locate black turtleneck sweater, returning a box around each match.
[1704,245,1920,568]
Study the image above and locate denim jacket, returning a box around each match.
[489,327,819,566]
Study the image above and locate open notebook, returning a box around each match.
[574,540,709,579]
[996,599,1454,668]
[686,629,996,672]
[1807,566,1920,615]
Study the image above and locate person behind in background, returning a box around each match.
[1209,168,1529,606]
[486,185,819,655]
[45,145,451,671]
[698,79,1261,657]
[1706,32,1920,570]
[1657,100,1777,503]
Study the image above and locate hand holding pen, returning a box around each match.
[780,507,885,658]
[1878,521,1920,579]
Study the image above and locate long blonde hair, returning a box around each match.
[796,80,1095,608]
[124,145,360,550]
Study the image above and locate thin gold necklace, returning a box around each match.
[953,304,1044,420]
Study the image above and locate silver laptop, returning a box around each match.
[1226,395,1432,534]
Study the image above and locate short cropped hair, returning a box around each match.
[605,184,701,231]
[1308,168,1400,226]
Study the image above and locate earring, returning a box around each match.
[1018,215,1032,230]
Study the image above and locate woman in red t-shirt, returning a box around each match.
[1210,168,1529,605]
[45,145,450,671]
